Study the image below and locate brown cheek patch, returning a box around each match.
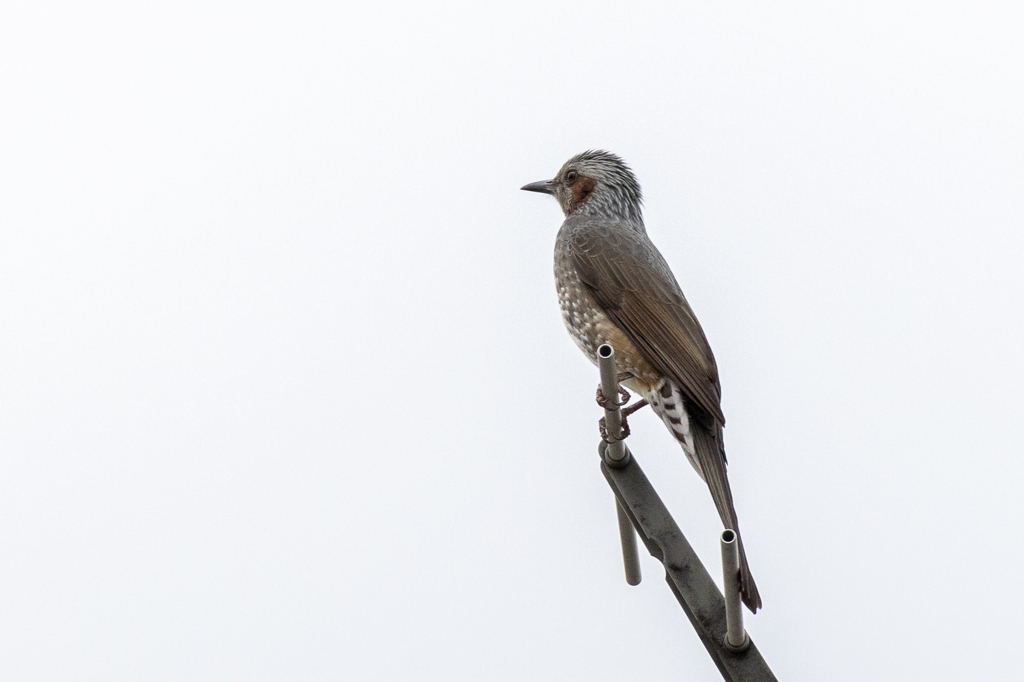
[571,177,597,207]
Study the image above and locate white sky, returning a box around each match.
[2,2,1023,680]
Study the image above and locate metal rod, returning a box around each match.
[597,343,641,585]
[616,498,641,585]
[597,344,626,464]
[720,529,748,650]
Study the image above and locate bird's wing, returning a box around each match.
[569,220,762,611]
[567,222,725,425]
[567,220,763,610]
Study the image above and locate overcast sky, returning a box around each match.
[2,2,1023,680]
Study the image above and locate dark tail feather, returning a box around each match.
[691,419,762,613]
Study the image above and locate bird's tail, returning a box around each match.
[691,418,762,613]
[646,379,761,612]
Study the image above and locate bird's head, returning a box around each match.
[521,150,643,222]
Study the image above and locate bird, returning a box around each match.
[521,150,761,613]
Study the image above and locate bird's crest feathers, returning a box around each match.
[559,150,643,222]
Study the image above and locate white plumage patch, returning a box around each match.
[645,379,703,481]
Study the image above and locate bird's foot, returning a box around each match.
[599,414,631,443]
[595,382,631,410]
[621,398,649,418]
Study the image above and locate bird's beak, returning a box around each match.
[521,179,556,195]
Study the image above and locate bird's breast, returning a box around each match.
[553,256,661,392]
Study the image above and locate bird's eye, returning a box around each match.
[565,170,578,183]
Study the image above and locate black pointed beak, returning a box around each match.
[521,179,556,195]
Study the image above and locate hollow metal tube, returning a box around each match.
[720,529,747,649]
[597,344,626,463]
[597,344,641,585]
[616,498,641,585]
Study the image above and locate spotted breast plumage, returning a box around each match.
[523,150,762,613]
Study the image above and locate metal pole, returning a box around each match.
[720,529,748,651]
[616,499,641,585]
[597,344,627,464]
[597,343,640,585]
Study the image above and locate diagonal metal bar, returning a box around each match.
[599,444,777,682]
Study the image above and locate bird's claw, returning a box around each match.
[599,414,631,444]
[596,384,631,410]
